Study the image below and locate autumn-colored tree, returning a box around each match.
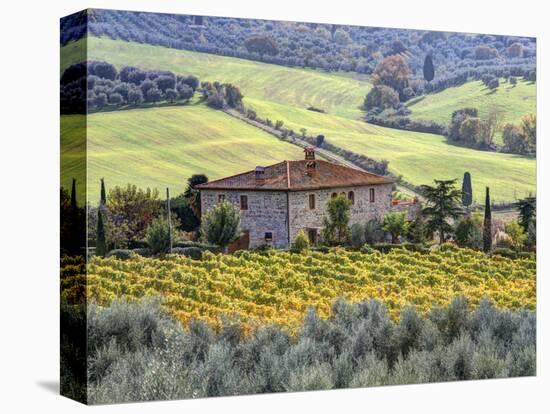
[106,184,162,244]
[245,36,278,57]
[371,55,411,98]
[520,114,536,153]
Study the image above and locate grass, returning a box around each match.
[62,37,371,120]
[407,78,536,143]
[60,37,536,203]
[245,98,536,203]
[61,104,304,203]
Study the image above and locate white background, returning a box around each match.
[0,0,546,412]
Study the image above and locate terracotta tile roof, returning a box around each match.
[196,159,396,192]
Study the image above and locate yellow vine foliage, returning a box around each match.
[61,245,536,333]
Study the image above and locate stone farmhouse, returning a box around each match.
[197,148,401,250]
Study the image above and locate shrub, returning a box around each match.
[363,85,400,110]
[491,248,517,259]
[171,246,203,260]
[504,220,527,251]
[145,216,176,255]
[455,215,482,249]
[292,230,310,253]
[200,201,241,249]
[383,212,410,244]
[487,78,499,90]
[131,248,152,257]
[359,244,376,254]
[105,249,133,260]
[85,296,535,404]
[109,92,123,105]
[350,223,366,248]
[364,218,384,244]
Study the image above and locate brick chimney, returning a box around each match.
[304,147,316,175]
[304,147,315,161]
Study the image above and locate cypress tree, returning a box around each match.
[517,196,536,232]
[423,54,435,82]
[483,187,492,252]
[70,178,77,210]
[96,210,106,257]
[100,178,106,206]
[69,178,80,254]
[461,172,473,208]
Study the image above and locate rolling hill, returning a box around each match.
[61,104,304,203]
[245,99,536,203]
[61,37,536,203]
[407,78,536,143]
[61,37,371,120]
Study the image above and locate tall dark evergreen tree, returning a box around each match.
[517,196,536,232]
[100,178,106,206]
[184,174,209,218]
[461,172,473,208]
[69,178,80,254]
[483,187,492,253]
[423,54,435,82]
[420,179,463,244]
[96,210,106,257]
[70,178,77,211]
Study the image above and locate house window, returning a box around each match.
[265,232,273,242]
[308,194,316,209]
[218,194,225,203]
[348,191,355,205]
[369,188,375,203]
[331,192,338,198]
[240,195,248,210]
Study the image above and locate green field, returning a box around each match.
[61,37,536,203]
[245,98,535,203]
[62,37,371,120]
[407,78,536,143]
[61,104,304,202]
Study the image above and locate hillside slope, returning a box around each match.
[61,37,371,120]
[61,37,536,202]
[246,99,535,203]
[61,104,304,202]
[407,78,536,143]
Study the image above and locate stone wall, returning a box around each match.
[201,183,394,249]
[390,200,422,220]
[200,189,289,248]
[288,184,393,243]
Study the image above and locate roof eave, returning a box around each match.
[198,180,395,192]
